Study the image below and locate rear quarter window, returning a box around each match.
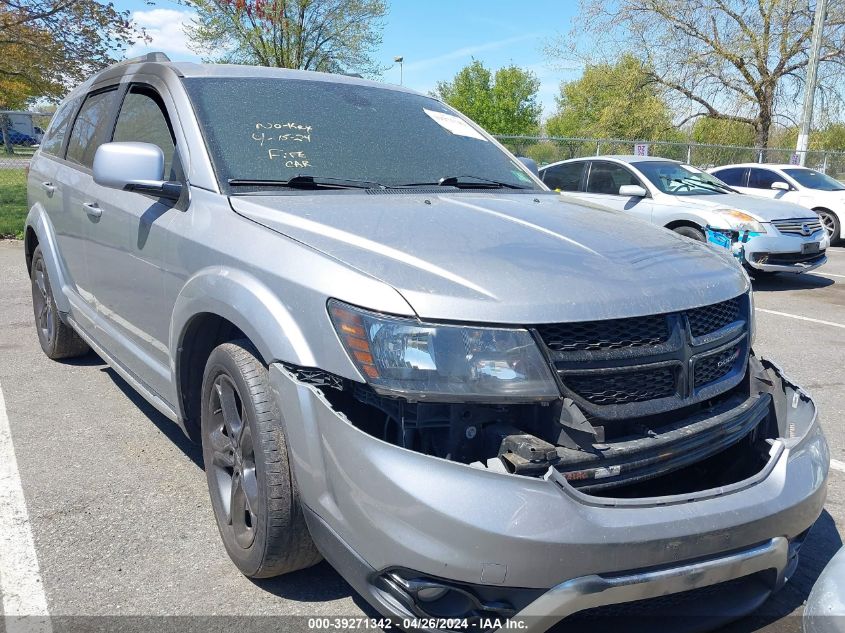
[39,97,82,157]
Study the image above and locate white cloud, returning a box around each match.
[404,34,543,73]
[126,8,198,60]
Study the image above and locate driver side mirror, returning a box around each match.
[619,184,648,197]
[93,142,182,200]
[771,181,790,191]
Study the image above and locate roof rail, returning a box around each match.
[118,52,171,66]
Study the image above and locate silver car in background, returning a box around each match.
[25,55,828,632]
[540,156,829,274]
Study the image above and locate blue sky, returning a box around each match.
[118,0,583,117]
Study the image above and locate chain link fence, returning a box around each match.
[0,111,48,238]
[494,135,845,180]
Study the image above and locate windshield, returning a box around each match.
[633,161,733,196]
[783,168,845,191]
[182,77,541,193]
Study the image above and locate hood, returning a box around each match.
[672,192,818,221]
[230,192,748,324]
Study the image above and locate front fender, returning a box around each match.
[170,265,317,371]
[25,202,71,313]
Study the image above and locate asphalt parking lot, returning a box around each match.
[0,239,843,633]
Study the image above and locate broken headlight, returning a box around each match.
[328,300,559,402]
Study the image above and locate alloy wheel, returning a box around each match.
[207,374,259,549]
[32,258,55,345]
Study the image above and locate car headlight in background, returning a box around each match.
[328,300,559,401]
[715,209,765,233]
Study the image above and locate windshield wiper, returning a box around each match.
[401,175,531,190]
[228,175,387,190]
[671,177,735,194]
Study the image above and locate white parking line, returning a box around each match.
[832,459,845,474]
[757,308,845,330]
[0,381,52,633]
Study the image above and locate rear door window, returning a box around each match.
[542,162,585,191]
[711,167,746,187]
[65,89,118,168]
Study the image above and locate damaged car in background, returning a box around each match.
[25,55,829,632]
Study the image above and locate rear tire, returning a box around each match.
[200,339,321,578]
[672,225,706,242]
[30,246,90,360]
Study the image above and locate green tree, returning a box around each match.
[691,117,756,146]
[185,0,387,76]
[0,1,142,153]
[818,124,845,152]
[772,124,845,152]
[545,54,673,141]
[550,0,845,148]
[435,60,541,135]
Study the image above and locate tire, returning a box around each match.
[816,209,841,244]
[30,246,90,360]
[672,225,706,242]
[200,339,321,578]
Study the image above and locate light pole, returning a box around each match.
[394,56,404,86]
[796,0,828,166]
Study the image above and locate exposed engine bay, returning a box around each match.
[289,354,805,498]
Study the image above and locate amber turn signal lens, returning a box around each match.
[329,303,379,379]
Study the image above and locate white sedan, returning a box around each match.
[539,155,829,274]
[709,163,845,243]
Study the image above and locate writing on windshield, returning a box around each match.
[251,121,314,168]
[183,77,541,193]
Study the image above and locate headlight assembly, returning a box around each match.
[328,300,559,402]
[715,209,765,233]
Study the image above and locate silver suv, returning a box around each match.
[25,54,828,631]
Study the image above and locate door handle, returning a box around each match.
[82,202,102,218]
[40,181,55,195]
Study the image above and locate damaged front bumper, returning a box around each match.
[269,359,828,632]
[744,231,829,274]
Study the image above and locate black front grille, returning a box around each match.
[687,298,740,337]
[564,367,677,405]
[536,315,669,352]
[538,295,748,413]
[694,345,741,388]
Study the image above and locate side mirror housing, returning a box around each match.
[93,142,182,200]
[619,184,648,197]
[516,156,539,176]
[771,181,790,191]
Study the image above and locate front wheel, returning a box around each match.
[672,225,706,242]
[817,209,840,244]
[200,339,321,578]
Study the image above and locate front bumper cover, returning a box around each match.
[269,359,828,630]
[744,229,829,273]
